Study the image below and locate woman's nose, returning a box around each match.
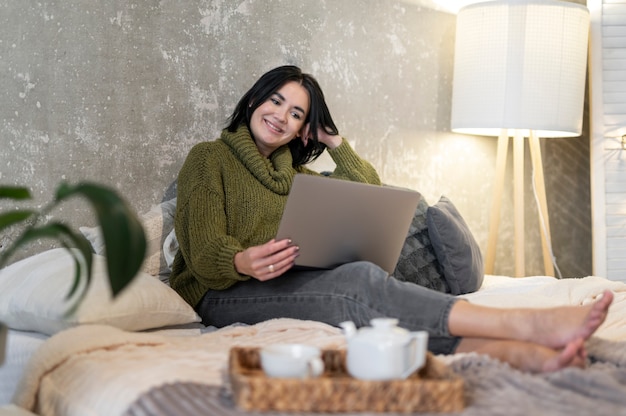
[276,108,288,123]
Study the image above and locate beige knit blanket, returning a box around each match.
[13,319,346,416]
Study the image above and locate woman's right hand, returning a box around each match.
[233,239,300,281]
[300,123,342,150]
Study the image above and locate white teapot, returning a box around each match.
[340,318,428,381]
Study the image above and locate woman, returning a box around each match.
[170,65,613,373]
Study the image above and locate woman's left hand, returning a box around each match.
[234,238,299,281]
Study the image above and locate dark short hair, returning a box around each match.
[227,65,338,167]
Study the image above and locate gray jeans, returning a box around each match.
[196,261,462,355]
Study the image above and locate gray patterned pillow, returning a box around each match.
[392,195,450,293]
[426,196,484,295]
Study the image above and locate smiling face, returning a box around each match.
[249,81,310,158]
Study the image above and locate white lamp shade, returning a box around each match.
[451,0,590,138]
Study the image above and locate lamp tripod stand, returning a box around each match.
[484,130,555,277]
[451,0,590,277]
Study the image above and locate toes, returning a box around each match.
[543,339,585,373]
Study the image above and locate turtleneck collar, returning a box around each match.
[221,126,296,195]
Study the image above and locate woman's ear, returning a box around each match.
[299,124,310,146]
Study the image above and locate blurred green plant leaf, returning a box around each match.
[0,186,31,200]
[54,182,147,296]
[2,222,95,316]
[0,186,34,235]
[0,210,35,235]
[0,181,146,310]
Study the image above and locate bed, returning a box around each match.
[0,330,47,407]
[2,196,626,416]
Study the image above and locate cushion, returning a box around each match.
[0,248,200,335]
[163,228,178,271]
[392,195,450,293]
[80,198,177,281]
[426,196,484,295]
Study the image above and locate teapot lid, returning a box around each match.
[370,318,404,331]
[355,318,410,345]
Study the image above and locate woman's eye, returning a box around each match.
[291,112,301,120]
[270,98,280,105]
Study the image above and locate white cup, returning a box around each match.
[260,344,325,379]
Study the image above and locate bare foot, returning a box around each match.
[448,290,614,349]
[541,338,586,372]
[520,290,613,349]
[457,338,587,373]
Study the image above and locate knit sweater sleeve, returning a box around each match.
[177,186,246,287]
[170,142,248,305]
[317,138,381,185]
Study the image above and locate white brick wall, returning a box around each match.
[590,0,626,282]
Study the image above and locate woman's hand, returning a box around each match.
[300,124,342,149]
[234,239,299,281]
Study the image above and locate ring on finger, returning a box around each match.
[268,264,274,273]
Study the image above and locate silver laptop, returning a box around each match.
[276,174,420,274]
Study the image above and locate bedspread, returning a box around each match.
[123,341,626,416]
[13,274,626,416]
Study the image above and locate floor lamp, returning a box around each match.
[450,0,590,277]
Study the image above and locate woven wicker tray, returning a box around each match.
[228,347,466,413]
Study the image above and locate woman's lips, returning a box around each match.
[264,118,283,134]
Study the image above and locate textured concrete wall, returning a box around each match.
[0,0,591,277]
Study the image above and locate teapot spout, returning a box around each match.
[339,321,357,338]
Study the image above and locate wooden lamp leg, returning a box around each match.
[485,130,555,278]
[513,130,525,277]
[485,130,509,275]
[528,131,555,277]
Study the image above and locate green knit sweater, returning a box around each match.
[169,126,381,307]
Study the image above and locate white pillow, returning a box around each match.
[0,248,200,335]
[80,198,177,280]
